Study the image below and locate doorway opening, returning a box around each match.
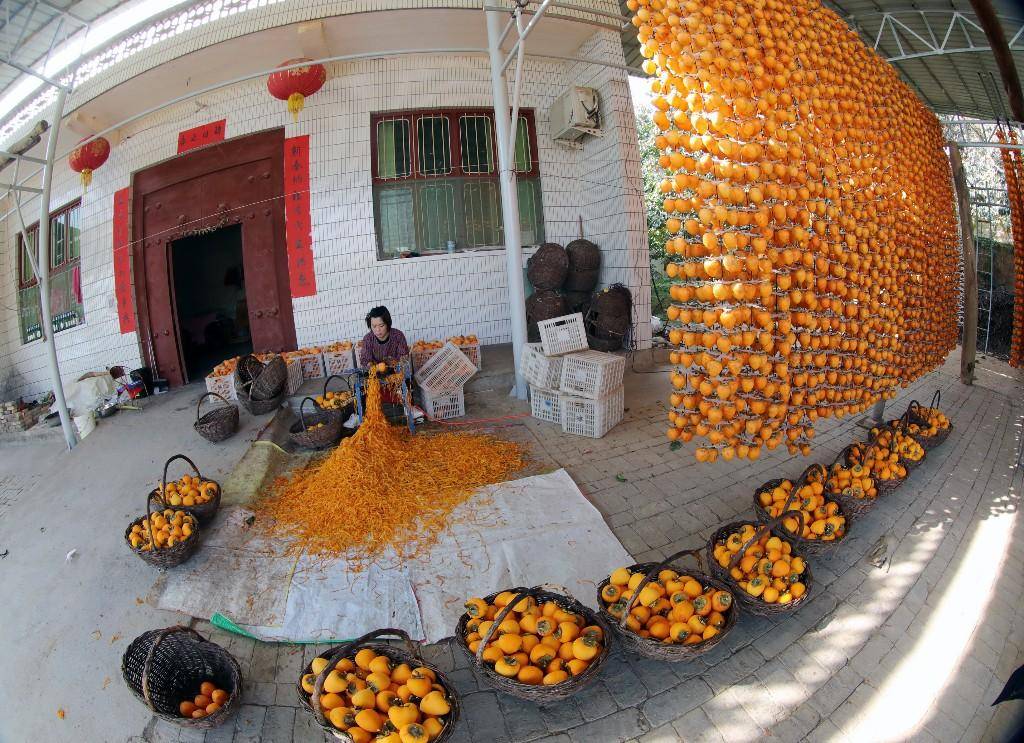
[171,225,252,381]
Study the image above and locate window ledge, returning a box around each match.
[380,244,541,262]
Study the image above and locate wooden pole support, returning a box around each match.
[948,142,978,385]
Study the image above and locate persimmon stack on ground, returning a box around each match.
[256,368,524,566]
[629,0,960,460]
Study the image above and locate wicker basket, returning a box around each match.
[297,628,460,742]
[527,242,568,290]
[860,423,914,491]
[588,285,632,337]
[125,492,201,570]
[706,515,815,617]
[193,392,239,443]
[237,389,284,416]
[151,454,222,525]
[321,374,357,422]
[825,444,879,520]
[289,397,343,449]
[905,389,953,450]
[752,464,849,557]
[121,626,241,729]
[595,548,738,662]
[233,354,264,395]
[563,267,600,292]
[566,239,601,271]
[251,355,288,401]
[455,585,611,702]
[526,290,568,342]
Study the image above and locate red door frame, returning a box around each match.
[131,128,296,386]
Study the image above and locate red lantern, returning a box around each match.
[266,58,327,121]
[68,137,110,188]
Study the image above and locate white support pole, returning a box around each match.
[486,6,528,399]
[36,87,78,450]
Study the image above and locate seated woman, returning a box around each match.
[359,305,409,369]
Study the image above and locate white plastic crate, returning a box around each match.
[447,340,482,369]
[561,386,625,438]
[205,373,237,401]
[521,343,564,389]
[559,351,626,399]
[323,346,356,376]
[422,386,465,421]
[411,344,443,371]
[294,352,326,380]
[538,313,589,356]
[414,342,478,393]
[529,385,561,424]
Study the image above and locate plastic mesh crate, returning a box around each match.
[294,352,326,380]
[529,385,561,424]
[414,342,478,393]
[521,343,563,389]
[205,373,237,401]
[422,386,465,420]
[323,346,356,376]
[538,313,588,356]
[559,351,626,399]
[561,386,624,438]
[411,344,443,371]
[448,340,482,369]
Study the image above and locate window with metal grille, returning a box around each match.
[17,200,84,344]
[371,108,543,259]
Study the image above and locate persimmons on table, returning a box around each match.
[629,0,960,460]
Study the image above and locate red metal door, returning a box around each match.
[132,129,294,386]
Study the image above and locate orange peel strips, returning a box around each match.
[256,369,525,567]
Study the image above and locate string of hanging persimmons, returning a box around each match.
[995,126,1024,368]
[627,0,961,461]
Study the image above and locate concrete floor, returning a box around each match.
[2,350,1023,743]
[0,384,270,743]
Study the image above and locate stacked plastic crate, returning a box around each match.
[522,313,626,438]
[413,341,478,421]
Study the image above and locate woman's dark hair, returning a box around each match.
[365,306,392,330]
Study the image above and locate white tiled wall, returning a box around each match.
[0,30,649,400]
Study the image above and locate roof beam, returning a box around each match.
[967,0,1024,122]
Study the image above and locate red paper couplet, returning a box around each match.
[284,135,316,297]
[177,119,226,154]
[112,187,135,333]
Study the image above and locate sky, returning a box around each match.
[629,75,653,114]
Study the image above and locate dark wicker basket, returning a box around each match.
[566,238,601,271]
[527,242,568,290]
[752,464,848,557]
[237,389,284,416]
[121,626,241,729]
[151,454,222,525]
[251,355,288,401]
[588,285,632,337]
[526,290,568,342]
[586,332,623,351]
[233,354,264,396]
[562,290,592,314]
[289,397,343,449]
[858,423,914,491]
[322,375,357,422]
[455,585,611,702]
[125,492,201,570]
[194,392,239,443]
[595,548,738,662]
[825,444,879,520]
[563,267,600,292]
[297,628,460,742]
[905,390,953,450]
[706,515,815,617]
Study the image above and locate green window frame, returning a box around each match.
[371,108,543,259]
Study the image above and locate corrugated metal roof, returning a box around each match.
[0,0,122,94]
[620,0,1024,120]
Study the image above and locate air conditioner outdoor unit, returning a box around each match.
[549,86,601,142]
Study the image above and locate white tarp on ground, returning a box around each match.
[156,468,632,643]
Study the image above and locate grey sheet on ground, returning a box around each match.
[156,468,632,643]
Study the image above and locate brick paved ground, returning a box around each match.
[138,353,1024,742]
